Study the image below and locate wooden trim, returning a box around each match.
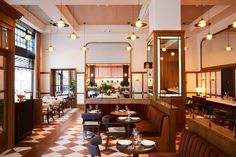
[35,33,41,98]
[131,71,147,74]
[40,92,50,94]
[76,72,85,74]
[201,64,236,72]
[77,92,84,94]
[40,72,50,74]
[0,1,22,20]
[85,42,131,47]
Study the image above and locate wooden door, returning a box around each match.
[0,53,8,152]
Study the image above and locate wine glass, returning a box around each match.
[125,105,129,111]
[95,105,98,110]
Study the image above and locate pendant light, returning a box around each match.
[127,23,139,40]
[23,6,32,41]
[194,0,210,28]
[131,0,147,28]
[231,20,236,28]
[68,6,79,39]
[52,0,69,28]
[206,7,213,40]
[225,29,232,51]
[82,22,87,51]
[126,22,132,51]
[47,25,55,52]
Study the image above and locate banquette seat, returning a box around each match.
[149,129,229,157]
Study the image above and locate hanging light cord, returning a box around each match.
[207,5,210,33]
[227,29,230,45]
[83,22,86,45]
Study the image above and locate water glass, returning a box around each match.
[95,105,98,110]
[115,105,119,111]
[89,105,93,110]
[125,105,129,111]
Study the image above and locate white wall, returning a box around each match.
[40,31,148,104]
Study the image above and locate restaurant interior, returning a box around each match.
[0,0,236,156]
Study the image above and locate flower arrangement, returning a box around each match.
[16,94,25,102]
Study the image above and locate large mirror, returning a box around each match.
[157,36,182,96]
[85,42,131,99]
[147,39,154,95]
[202,27,236,69]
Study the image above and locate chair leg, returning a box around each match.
[106,135,110,150]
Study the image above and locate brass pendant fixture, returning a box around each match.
[225,29,232,51]
[131,0,147,28]
[23,6,32,41]
[52,0,69,28]
[68,6,79,39]
[194,0,210,28]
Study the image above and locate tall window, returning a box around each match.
[14,23,35,97]
[53,69,76,95]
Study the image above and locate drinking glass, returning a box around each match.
[89,105,93,110]
[115,105,119,111]
[95,105,98,110]
[125,105,129,111]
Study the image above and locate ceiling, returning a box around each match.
[4,0,236,33]
[67,5,140,25]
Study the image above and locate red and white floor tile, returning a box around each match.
[1,108,181,157]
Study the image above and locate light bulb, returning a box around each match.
[206,33,213,40]
[232,20,236,28]
[56,18,65,28]
[82,45,87,51]
[70,32,78,40]
[184,46,188,51]
[126,46,132,51]
[160,57,164,60]
[198,19,207,28]
[130,33,137,40]
[135,19,143,28]
[171,52,175,56]
[147,46,151,51]
[225,45,231,51]
[162,47,167,52]
[24,34,32,40]
[48,45,54,51]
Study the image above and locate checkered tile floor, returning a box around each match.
[1,108,181,157]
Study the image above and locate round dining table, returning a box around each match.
[110,110,137,116]
[117,117,141,137]
[116,141,156,157]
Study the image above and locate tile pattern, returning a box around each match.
[1,109,77,157]
[1,108,181,157]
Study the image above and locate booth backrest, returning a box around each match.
[179,129,228,157]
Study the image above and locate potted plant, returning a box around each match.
[100,83,112,95]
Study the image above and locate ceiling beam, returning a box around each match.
[5,0,150,5]
[12,5,46,32]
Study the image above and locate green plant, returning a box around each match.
[69,80,75,94]
[99,83,112,94]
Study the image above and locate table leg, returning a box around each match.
[133,154,139,157]
[127,124,130,138]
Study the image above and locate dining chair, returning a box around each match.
[102,115,126,150]
[81,113,101,140]
[88,135,102,157]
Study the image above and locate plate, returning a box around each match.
[118,140,132,146]
[118,117,127,120]
[141,140,155,147]
[119,109,126,112]
[131,117,140,120]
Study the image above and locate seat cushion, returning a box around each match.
[84,121,99,125]
[149,152,178,157]
[136,120,160,136]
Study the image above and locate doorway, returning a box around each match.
[0,53,8,152]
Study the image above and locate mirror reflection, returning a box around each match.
[86,64,130,99]
[158,36,181,96]
[147,40,153,94]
